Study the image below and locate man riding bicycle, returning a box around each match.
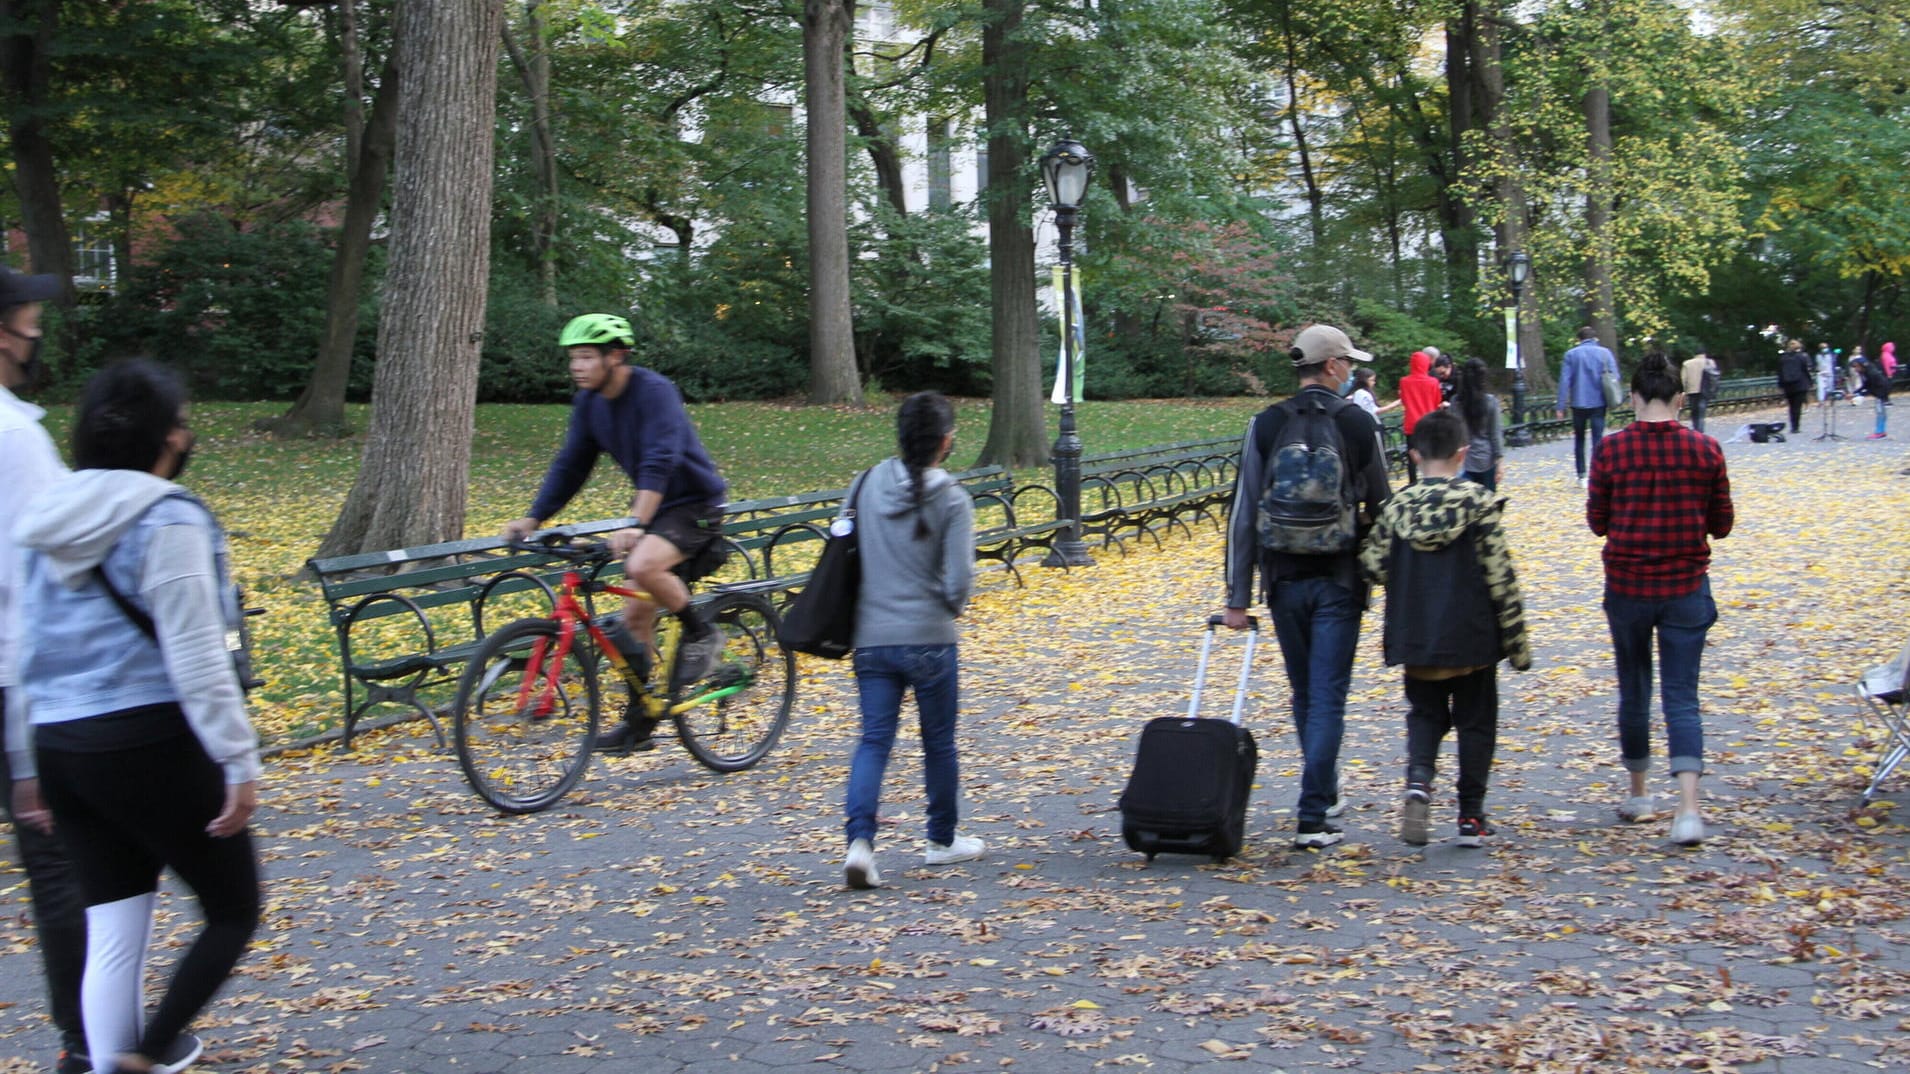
[503,313,729,755]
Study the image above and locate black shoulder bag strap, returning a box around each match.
[94,565,158,642]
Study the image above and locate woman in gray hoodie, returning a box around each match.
[10,359,259,1074]
[842,392,981,889]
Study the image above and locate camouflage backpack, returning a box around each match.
[1255,393,1360,555]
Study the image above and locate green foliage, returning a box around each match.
[63,215,344,400]
[851,206,995,396]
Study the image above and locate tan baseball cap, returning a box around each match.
[1290,324,1372,368]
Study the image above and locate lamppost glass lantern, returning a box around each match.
[1041,138,1095,210]
[1040,135,1095,568]
[1507,251,1531,293]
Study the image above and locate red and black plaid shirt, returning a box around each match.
[1586,421,1733,600]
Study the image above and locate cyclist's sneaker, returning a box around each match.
[669,616,724,695]
[844,838,881,889]
[1398,783,1432,846]
[924,834,985,866]
[1456,816,1493,848]
[594,713,658,755]
[1292,821,1344,849]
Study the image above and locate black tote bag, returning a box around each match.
[777,469,869,659]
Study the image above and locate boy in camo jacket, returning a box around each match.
[1360,409,1531,848]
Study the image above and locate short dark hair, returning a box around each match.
[72,358,187,472]
[1410,408,1467,462]
[1577,326,1597,341]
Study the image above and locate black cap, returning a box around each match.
[0,267,62,308]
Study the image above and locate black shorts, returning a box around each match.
[651,502,728,583]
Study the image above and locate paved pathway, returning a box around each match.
[4,404,1908,1073]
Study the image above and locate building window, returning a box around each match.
[72,217,116,292]
[976,143,990,195]
[927,117,952,211]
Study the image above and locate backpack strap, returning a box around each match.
[94,565,158,642]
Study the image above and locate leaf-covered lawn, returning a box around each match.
[28,398,1264,744]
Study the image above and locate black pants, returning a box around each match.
[1785,390,1808,433]
[38,723,260,1062]
[1688,396,1708,434]
[0,686,89,1052]
[1404,667,1499,818]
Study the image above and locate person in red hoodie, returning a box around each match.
[1397,351,1444,484]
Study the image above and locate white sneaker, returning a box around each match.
[1324,760,1347,818]
[924,834,985,865]
[1669,812,1705,846]
[1617,795,1656,823]
[844,838,881,889]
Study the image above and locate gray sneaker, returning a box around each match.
[1398,784,1431,846]
[669,622,724,694]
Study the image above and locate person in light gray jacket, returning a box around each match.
[10,359,258,1074]
[841,391,981,889]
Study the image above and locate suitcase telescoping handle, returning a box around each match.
[1190,614,1259,726]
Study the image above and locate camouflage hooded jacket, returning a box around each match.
[1359,477,1532,672]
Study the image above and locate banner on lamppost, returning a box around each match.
[1503,306,1519,371]
[1050,266,1086,405]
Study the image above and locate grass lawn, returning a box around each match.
[32,395,1266,745]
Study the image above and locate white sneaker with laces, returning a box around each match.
[844,838,881,889]
[1617,795,1656,823]
[1669,812,1706,846]
[924,834,985,865]
[1324,760,1347,818]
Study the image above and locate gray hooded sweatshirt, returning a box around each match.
[850,457,975,649]
[9,469,259,784]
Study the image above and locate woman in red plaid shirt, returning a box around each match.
[1587,352,1734,846]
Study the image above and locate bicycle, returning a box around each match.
[450,533,795,813]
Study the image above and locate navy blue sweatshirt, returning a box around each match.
[528,367,727,523]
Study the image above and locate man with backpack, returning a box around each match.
[1223,324,1393,848]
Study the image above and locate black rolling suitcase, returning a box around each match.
[1118,616,1260,862]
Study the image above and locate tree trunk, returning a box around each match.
[0,0,75,304]
[1280,10,1323,249]
[318,0,503,557]
[803,0,862,406]
[1442,9,1479,325]
[848,93,908,218]
[1582,83,1618,352]
[268,47,401,438]
[502,0,558,307]
[1480,3,1550,394]
[977,0,1046,469]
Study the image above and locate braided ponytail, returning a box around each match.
[896,391,956,539]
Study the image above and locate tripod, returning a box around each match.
[1815,390,1846,442]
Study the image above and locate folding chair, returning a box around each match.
[1854,638,1910,801]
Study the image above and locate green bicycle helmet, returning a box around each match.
[559,313,635,348]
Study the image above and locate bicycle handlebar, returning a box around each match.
[508,533,616,562]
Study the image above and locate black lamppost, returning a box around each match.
[1504,251,1533,447]
[1041,136,1095,568]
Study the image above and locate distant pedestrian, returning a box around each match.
[1361,409,1531,848]
[1555,327,1620,488]
[1398,351,1443,484]
[1881,341,1897,379]
[1224,325,1393,848]
[12,358,261,1073]
[1430,352,1457,406]
[1348,368,1401,421]
[1453,358,1505,491]
[842,391,981,889]
[1855,354,1891,439]
[1587,352,1733,846]
[1681,350,1718,434]
[1776,340,1811,433]
[1815,343,1837,402]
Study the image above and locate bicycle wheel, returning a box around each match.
[672,591,795,773]
[452,617,600,813]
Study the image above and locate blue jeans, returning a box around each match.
[1267,577,1363,823]
[1571,406,1607,478]
[1604,578,1717,776]
[1876,397,1889,436]
[845,645,961,847]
